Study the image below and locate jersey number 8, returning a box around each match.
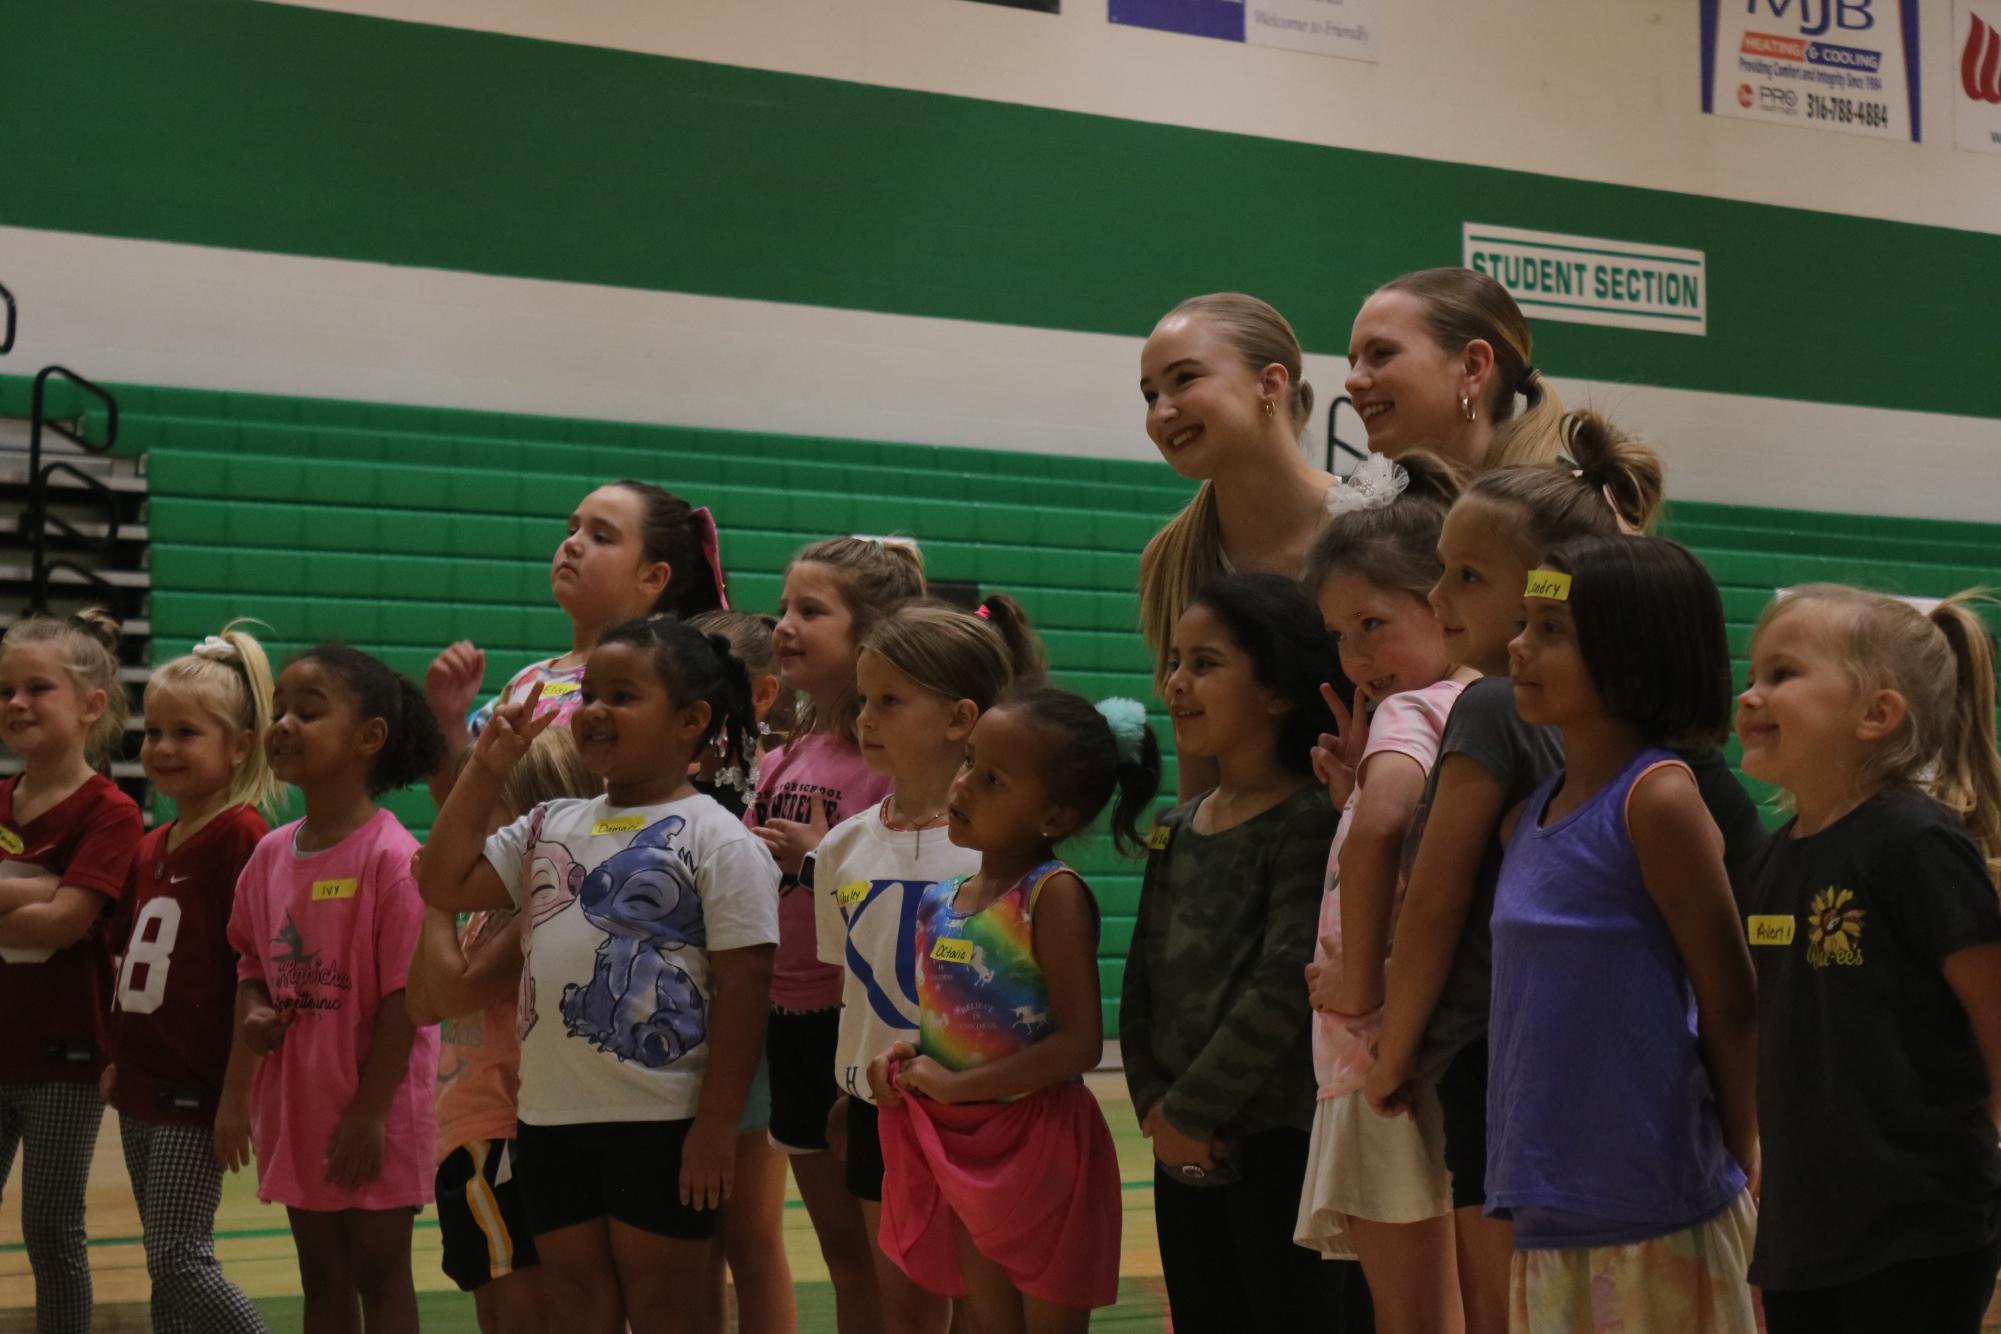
[115,898,184,1015]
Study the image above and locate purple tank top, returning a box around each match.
[1487,747,1745,1249]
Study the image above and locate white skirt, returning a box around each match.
[1293,1084,1455,1259]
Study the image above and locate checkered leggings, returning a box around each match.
[120,1115,268,1333]
[0,1080,105,1334]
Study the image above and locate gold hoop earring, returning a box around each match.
[1262,398,1275,419]
[1460,394,1476,422]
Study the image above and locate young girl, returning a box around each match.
[1363,416,1664,1334]
[105,624,280,1334]
[1738,585,2001,1333]
[220,645,444,1334]
[869,685,1157,1331]
[426,481,728,805]
[1489,536,1758,1331]
[407,726,600,1334]
[748,534,925,1328]
[688,607,792,1334]
[1122,572,1369,1332]
[1292,453,1476,1334]
[820,596,1044,1334]
[0,611,144,1334]
[419,618,780,1334]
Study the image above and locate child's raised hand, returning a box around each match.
[243,1001,293,1057]
[868,1041,917,1108]
[323,1106,386,1189]
[213,1094,254,1174]
[1310,683,1370,810]
[753,800,830,878]
[679,1115,735,1211]
[426,641,487,729]
[471,683,554,779]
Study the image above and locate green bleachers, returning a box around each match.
[8,371,1999,1030]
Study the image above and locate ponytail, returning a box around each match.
[1467,410,1665,558]
[1105,719,1165,858]
[1932,597,2001,884]
[1485,366,1570,468]
[597,618,762,798]
[295,645,447,796]
[863,596,1047,713]
[999,688,1163,858]
[1138,484,1224,691]
[148,620,282,816]
[975,594,1047,689]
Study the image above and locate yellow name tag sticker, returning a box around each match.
[1524,569,1573,601]
[311,878,358,902]
[592,815,647,836]
[0,827,21,856]
[1146,825,1172,851]
[538,680,581,698]
[1747,915,1796,946]
[931,938,975,965]
[837,880,870,908]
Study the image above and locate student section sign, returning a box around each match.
[1462,226,1708,337]
[1108,0,1377,63]
[1700,0,1921,142]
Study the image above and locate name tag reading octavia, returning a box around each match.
[1747,915,1796,946]
[1524,569,1573,601]
[931,938,975,965]
[592,815,647,836]
[311,878,358,902]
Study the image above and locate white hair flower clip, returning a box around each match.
[1326,452,1409,518]
[192,635,240,663]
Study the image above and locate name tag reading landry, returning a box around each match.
[931,938,975,965]
[837,880,871,908]
[1524,569,1573,601]
[1747,915,1795,946]
[311,878,358,902]
[592,815,647,836]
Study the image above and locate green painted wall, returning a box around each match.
[3,1,1998,423]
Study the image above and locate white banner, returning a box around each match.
[1463,225,1707,337]
[1957,2,2001,154]
[1700,0,1920,142]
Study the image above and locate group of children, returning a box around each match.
[1,428,1998,1334]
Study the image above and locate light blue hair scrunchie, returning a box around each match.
[1095,697,1149,766]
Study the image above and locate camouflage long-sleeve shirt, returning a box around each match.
[1120,783,1336,1142]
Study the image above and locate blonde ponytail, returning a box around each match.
[1931,596,2001,884]
[1138,483,1224,691]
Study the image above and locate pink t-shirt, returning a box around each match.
[1312,678,1464,1100]
[227,807,439,1210]
[433,910,521,1163]
[746,733,892,1011]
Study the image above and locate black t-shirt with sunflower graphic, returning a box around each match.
[1742,787,2001,1291]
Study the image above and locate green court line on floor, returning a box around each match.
[0,1180,1159,1254]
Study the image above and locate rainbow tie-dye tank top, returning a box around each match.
[915,860,1066,1074]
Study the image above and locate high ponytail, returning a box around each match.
[975,594,1047,690]
[1467,410,1665,559]
[862,596,1047,714]
[999,687,1164,858]
[147,620,282,816]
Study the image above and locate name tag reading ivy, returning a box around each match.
[311,878,358,902]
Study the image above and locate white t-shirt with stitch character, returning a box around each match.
[484,791,780,1125]
[813,804,980,1102]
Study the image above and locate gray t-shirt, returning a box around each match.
[1410,677,1563,1078]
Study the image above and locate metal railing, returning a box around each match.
[27,365,122,613]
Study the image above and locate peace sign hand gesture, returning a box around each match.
[1310,682,1371,810]
[471,682,556,779]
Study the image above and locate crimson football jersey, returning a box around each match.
[109,803,267,1127]
[0,774,142,1082]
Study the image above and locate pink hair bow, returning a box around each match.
[692,505,730,610]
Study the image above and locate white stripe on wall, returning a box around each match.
[4,225,1996,523]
